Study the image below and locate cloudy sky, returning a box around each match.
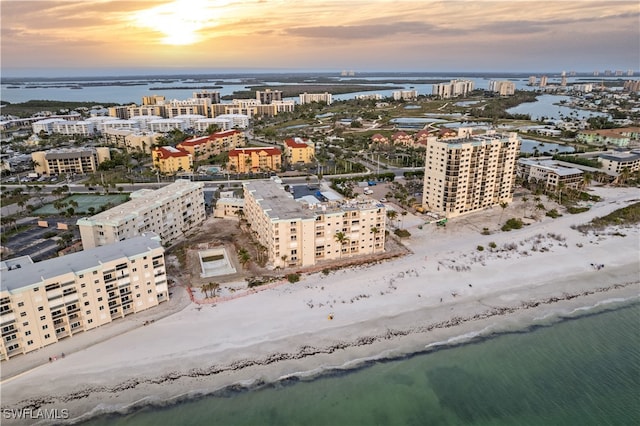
[1,0,638,76]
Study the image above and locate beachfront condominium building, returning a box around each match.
[152,146,193,174]
[32,147,111,176]
[177,129,246,162]
[243,180,386,268]
[488,81,516,96]
[256,89,283,104]
[299,92,333,105]
[228,147,282,173]
[517,159,584,190]
[77,180,205,249]
[0,234,168,360]
[283,138,315,164]
[422,131,521,218]
[432,80,475,98]
[598,151,640,174]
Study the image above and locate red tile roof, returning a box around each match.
[284,138,310,148]
[228,147,282,157]
[154,146,190,159]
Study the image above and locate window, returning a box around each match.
[42,325,48,330]
[34,288,39,292]
[20,312,26,317]
[38,306,44,312]
[81,283,86,288]
[44,334,50,339]
[17,302,24,307]
[84,301,90,306]
[27,340,33,345]
[82,292,88,297]
[86,310,91,315]
[147,289,153,294]
[98,297,103,302]
[88,319,93,324]
[39,316,46,321]
[94,280,99,284]
[25,330,31,336]
[99,306,105,311]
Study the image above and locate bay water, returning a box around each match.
[84,300,640,426]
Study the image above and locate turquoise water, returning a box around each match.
[85,302,640,426]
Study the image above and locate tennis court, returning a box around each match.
[34,194,129,215]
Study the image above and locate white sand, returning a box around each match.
[1,187,639,424]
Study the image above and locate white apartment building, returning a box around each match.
[422,131,521,218]
[51,120,96,136]
[100,119,141,132]
[0,234,168,360]
[243,180,386,268]
[299,92,333,105]
[488,81,516,96]
[32,118,67,135]
[77,180,206,249]
[432,80,475,98]
[392,90,418,101]
[173,114,207,129]
[213,114,250,129]
[148,118,189,133]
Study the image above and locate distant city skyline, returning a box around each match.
[1,0,638,78]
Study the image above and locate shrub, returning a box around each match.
[546,209,562,218]
[567,206,589,214]
[394,229,411,238]
[286,273,301,283]
[322,268,331,275]
[43,231,57,239]
[501,218,524,232]
[477,245,484,251]
[488,241,497,249]
[481,227,491,235]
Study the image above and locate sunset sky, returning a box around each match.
[1,0,638,77]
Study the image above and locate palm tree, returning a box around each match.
[498,201,508,224]
[521,196,529,218]
[201,283,210,298]
[556,182,566,205]
[535,203,546,216]
[582,172,592,190]
[386,210,398,228]
[400,211,408,229]
[334,231,349,258]
[238,248,251,269]
[210,282,220,298]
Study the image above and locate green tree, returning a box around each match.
[334,231,350,258]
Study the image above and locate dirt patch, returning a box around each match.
[166,216,411,293]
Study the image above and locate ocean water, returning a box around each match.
[84,301,640,426]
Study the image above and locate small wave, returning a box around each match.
[424,324,495,350]
[565,295,639,316]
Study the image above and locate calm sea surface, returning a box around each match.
[83,300,640,426]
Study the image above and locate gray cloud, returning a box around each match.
[286,21,463,40]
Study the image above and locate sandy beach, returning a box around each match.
[1,186,639,425]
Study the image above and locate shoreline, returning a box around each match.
[1,186,639,425]
[5,276,640,425]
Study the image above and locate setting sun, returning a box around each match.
[131,0,225,45]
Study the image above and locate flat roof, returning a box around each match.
[77,180,203,226]
[244,180,315,221]
[1,234,162,293]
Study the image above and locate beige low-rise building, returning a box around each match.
[228,147,282,173]
[0,234,168,360]
[243,180,386,268]
[77,180,205,249]
[152,146,193,174]
[422,131,521,218]
[32,147,111,176]
[283,138,315,164]
[177,130,246,162]
[598,151,640,174]
[213,198,245,218]
[517,159,584,190]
